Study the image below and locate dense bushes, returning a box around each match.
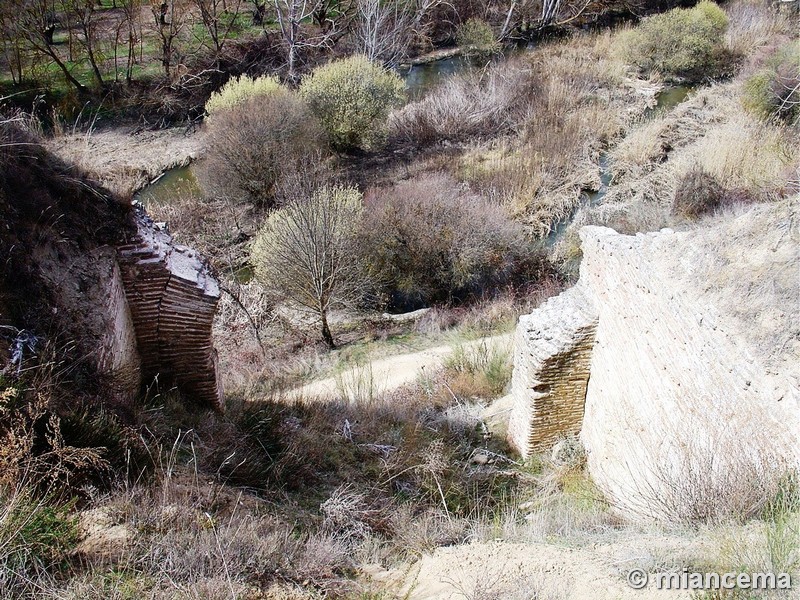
[300,56,406,152]
[672,168,724,218]
[616,1,730,80]
[200,92,325,207]
[743,41,800,125]
[360,174,536,309]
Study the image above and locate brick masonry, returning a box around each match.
[509,205,800,519]
[117,210,223,410]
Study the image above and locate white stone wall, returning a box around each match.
[510,203,800,519]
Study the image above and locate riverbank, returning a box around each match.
[46,125,205,198]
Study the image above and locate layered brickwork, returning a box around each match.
[508,285,597,458]
[118,212,223,410]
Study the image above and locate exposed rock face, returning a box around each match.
[31,243,142,400]
[509,202,800,519]
[119,211,223,410]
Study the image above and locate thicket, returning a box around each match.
[359,174,538,310]
[456,18,500,56]
[616,1,730,81]
[200,91,325,207]
[299,55,406,152]
[743,41,800,125]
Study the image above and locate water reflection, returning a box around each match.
[133,165,201,208]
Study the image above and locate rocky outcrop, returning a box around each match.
[509,202,800,519]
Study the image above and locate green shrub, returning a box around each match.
[199,92,325,207]
[456,18,499,56]
[673,168,725,218]
[205,74,286,118]
[616,1,729,80]
[0,492,78,573]
[743,41,800,125]
[299,55,406,152]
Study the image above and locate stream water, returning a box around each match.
[134,164,201,208]
[399,54,492,100]
[544,84,694,247]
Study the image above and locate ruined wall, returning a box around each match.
[508,286,597,458]
[0,124,223,411]
[510,202,800,519]
[118,212,223,411]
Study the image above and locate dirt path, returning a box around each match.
[289,334,513,401]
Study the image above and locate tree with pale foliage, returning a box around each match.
[251,184,364,348]
[299,55,405,152]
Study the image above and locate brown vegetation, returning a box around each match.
[360,173,541,309]
[200,91,325,207]
[3,1,799,597]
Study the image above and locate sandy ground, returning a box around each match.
[289,334,513,402]
[47,126,204,197]
[365,535,717,600]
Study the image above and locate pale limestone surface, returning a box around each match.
[510,201,800,519]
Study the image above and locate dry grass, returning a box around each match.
[388,57,540,146]
[442,339,513,400]
[387,32,642,237]
[676,116,798,194]
[605,78,798,219]
[724,0,796,71]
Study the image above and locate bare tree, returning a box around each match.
[273,0,345,82]
[251,182,365,348]
[312,0,356,31]
[149,0,187,77]
[62,0,105,87]
[18,0,87,92]
[0,2,25,84]
[116,0,143,83]
[407,0,449,50]
[353,0,411,67]
[500,0,593,38]
[273,0,314,82]
[192,0,243,63]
